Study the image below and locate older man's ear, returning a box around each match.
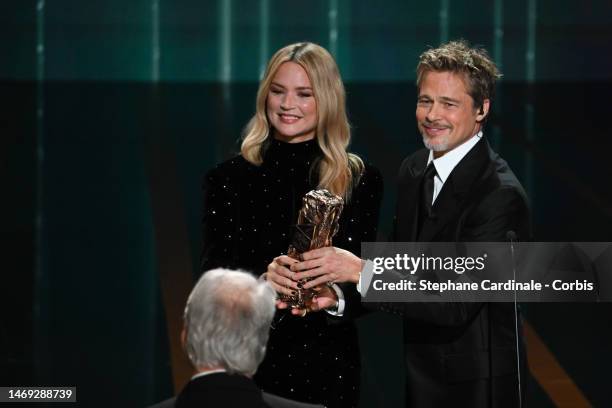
[180,325,187,351]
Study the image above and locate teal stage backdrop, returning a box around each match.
[3,1,612,406]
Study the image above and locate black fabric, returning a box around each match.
[200,138,383,408]
[418,161,437,235]
[175,374,268,408]
[364,137,530,408]
[173,373,324,408]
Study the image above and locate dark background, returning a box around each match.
[3,0,612,406]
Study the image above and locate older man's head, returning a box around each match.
[182,268,276,376]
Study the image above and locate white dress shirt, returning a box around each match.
[427,131,482,204]
[191,368,227,381]
[327,284,345,315]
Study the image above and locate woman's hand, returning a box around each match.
[263,255,299,308]
[290,247,363,289]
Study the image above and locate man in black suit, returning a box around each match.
[283,41,530,407]
[150,268,323,408]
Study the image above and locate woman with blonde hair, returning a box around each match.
[200,42,382,408]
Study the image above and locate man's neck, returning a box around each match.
[196,365,225,373]
[191,366,227,381]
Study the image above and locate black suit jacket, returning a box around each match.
[370,138,530,408]
[149,373,324,408]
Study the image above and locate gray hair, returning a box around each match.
[183,268,276,376]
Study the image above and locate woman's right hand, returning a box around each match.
[264,255,299,307]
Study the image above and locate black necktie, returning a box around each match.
[420,162,437,218]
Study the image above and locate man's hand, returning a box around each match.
[290,247,363,289]
[285,284,339,316]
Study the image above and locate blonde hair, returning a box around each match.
[241,42,363,200]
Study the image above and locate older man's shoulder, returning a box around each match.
[146,392,325,408]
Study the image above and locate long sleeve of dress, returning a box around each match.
[200,166,239,273]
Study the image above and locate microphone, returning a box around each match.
[507,230,522,408]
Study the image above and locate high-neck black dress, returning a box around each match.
[200,138,383,408]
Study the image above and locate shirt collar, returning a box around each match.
[191,369,227,381]
[427,131,483,183]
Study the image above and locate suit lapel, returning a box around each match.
[418,138,491,242]
[406,160,424,241]
[395,153,427,241]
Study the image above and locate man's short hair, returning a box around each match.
[416,40,502,109]
[183,268,276,376]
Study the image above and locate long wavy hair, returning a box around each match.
[240,42,363,200]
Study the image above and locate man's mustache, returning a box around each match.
[421,120,451,129]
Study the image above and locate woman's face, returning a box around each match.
[266,61,317,143]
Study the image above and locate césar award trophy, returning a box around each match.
[281,189,344,309]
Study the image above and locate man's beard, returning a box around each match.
[421,133,449,152]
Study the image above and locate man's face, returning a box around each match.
[416,71,488,157]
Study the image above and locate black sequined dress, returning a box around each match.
[200,138,383,408]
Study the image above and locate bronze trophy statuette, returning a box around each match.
[281,189,344,309]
